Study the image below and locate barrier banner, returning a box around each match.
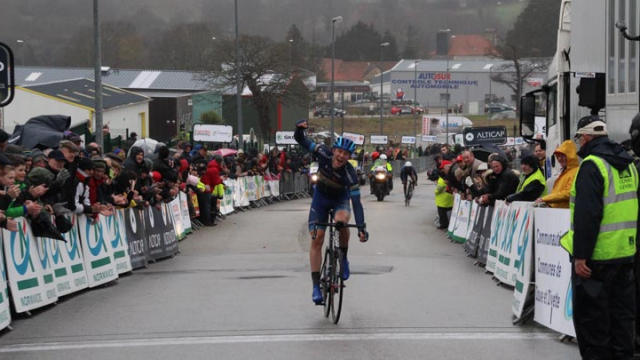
[511,203,535,319]
[464,204,485,257]
[77,215,119,287]
[235,178,249,207]
[465,201,479,243]
[451,199,471,243]
[4,218,57,313]
[269,180,280,197]
[486,201,507,273]
[533,208,575,337]
[124,208,148,269]
[161,203,178,256]
[51,214,88,296]
[145,205,178,260]
[33,237,59,305]
[221,180,235,215]
[477,206,494,265]
[447,194,461,237]
[191,192,200,217]
[179,192,192,234]
[494,202,531,286]
[101,212,132,275]
[256,176,265,199]
[246,177,257,201]
[0,230,10,330]
[169,198,185,241]
[263,177,272,197]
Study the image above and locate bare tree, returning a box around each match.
[490,44,549,107]
[200,35,308,140]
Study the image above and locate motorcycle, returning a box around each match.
[308,161,319,196]
[372,166,389,201]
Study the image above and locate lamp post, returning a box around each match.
[288,39,293,68]
[235,0,244,150]
[330,16,343,145]
[445,33,454,145]
[413,59,419,138]
[380,42,390,135]
[93,0,104,148]
[16,40,25,66]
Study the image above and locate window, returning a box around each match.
[629,0,637,93]
[439,93,450,101]
[618,0,627,93]
[608,0,616,94]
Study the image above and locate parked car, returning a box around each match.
[313,108,346,118]
[485,103,515,114]
[391,105,416,115]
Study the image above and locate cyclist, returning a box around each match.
[294,120,369,305]
[400,161,418,198]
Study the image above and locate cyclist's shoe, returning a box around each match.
[312,285,323,304]
[342,258,350,280]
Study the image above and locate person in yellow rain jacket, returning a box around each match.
[434,160,453,230]
[534,140,579,208]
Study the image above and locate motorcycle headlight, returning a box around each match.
[376,173,386,180]
[311,174,318,182]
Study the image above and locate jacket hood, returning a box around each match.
[128,146,144,161]
[208,160,222,170]
[578,136,634,171]
[554,140,579,169]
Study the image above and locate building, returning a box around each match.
[2,78,150,138]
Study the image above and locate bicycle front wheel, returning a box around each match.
[330,250,344,324]
[321,248,331,317]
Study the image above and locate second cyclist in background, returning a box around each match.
[400,161,418,198]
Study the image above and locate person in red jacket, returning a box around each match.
[201,156,224,224]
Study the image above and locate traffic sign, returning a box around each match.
[0,43,15,107]
[463,126,507,146]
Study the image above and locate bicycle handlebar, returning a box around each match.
[312,221,366,240]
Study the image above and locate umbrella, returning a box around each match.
[213,148,238,157]
[130,138,160,158]
[8,115,71,150]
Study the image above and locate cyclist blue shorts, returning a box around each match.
[308,190,351,231]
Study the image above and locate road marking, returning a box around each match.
[0,332,559,353]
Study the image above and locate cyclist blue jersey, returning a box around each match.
[294,127,365,229]
[400,166,417,183]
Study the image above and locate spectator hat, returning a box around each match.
[439,160,452,169]
[130,132,138,138]
[27,167,55,186]
[78,158,95,171]
[47,149,66,161]
[576,115,607,136]
[455,155,463,162]
[4,144,25,158]
[519,155,539,170]
[151,171,162,182]
[92,159,108,170]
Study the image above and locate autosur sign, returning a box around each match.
[0,43,15,107]
[463,126,507,146]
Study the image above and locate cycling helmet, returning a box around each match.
[371,151,380,160]
[379,154,387,160]
[405,161,412,167]
[333,136,356,154]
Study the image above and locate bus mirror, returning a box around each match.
[520,94,536,138]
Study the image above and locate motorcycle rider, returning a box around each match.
[370,154,393,194]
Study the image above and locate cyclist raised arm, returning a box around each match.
[294,119,368,305]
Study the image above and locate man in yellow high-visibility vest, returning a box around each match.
[560,115,638,360]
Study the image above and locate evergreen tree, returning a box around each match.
[402,25,419,59]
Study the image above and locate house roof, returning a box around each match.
[20,78,151,110]
[16,67,210,91]
[320,59,396,82]
[449,34,499,57]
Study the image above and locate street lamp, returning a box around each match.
[330,16,343,145]
[413,59,420,138]
[16,40,25,66]
[380,42,390,135]
[288,39,293,68]
[445,33,455,145]
[235,0,244,150]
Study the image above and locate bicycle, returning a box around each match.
[313,210,362,324]
[404,177,415,206]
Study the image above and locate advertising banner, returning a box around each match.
[268,180,280,197]
[124,208,148,269]
[145,205,178,260]
[511,203,535,319]
[342,132,365,145]
[533,208,575,337]
[235,177,249,207]
[464,204,485,257]
[33,237,59,305]
[192,124,233,143]
[451,199,471,243]
[0,231,10,330]
[494,202,531,286]
[52,214,88,296]
[101,213,132,275]
[370,135,388,145]
[4,218,57,313]
[477,206,494,265]
[245,177,257,202]
[161,203,179,256]
[446,194,461,236]
[179,192,192,234]
[77,215,119,287]
[168,198,185,241]
[401,136,416,144]
[221,179,235,215]
[275,131,298,145]
[486,201,507,273]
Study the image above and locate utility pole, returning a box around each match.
[93,0,104,148]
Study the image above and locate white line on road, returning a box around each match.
[0,332,559,353]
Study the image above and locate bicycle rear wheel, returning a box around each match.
[406,183,413,206]
[321,248,331,317]
[330,249,345,324]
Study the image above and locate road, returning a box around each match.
[0,176,579,360]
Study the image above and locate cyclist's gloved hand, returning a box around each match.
[296,119,308,129]
[358,226,369,243]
